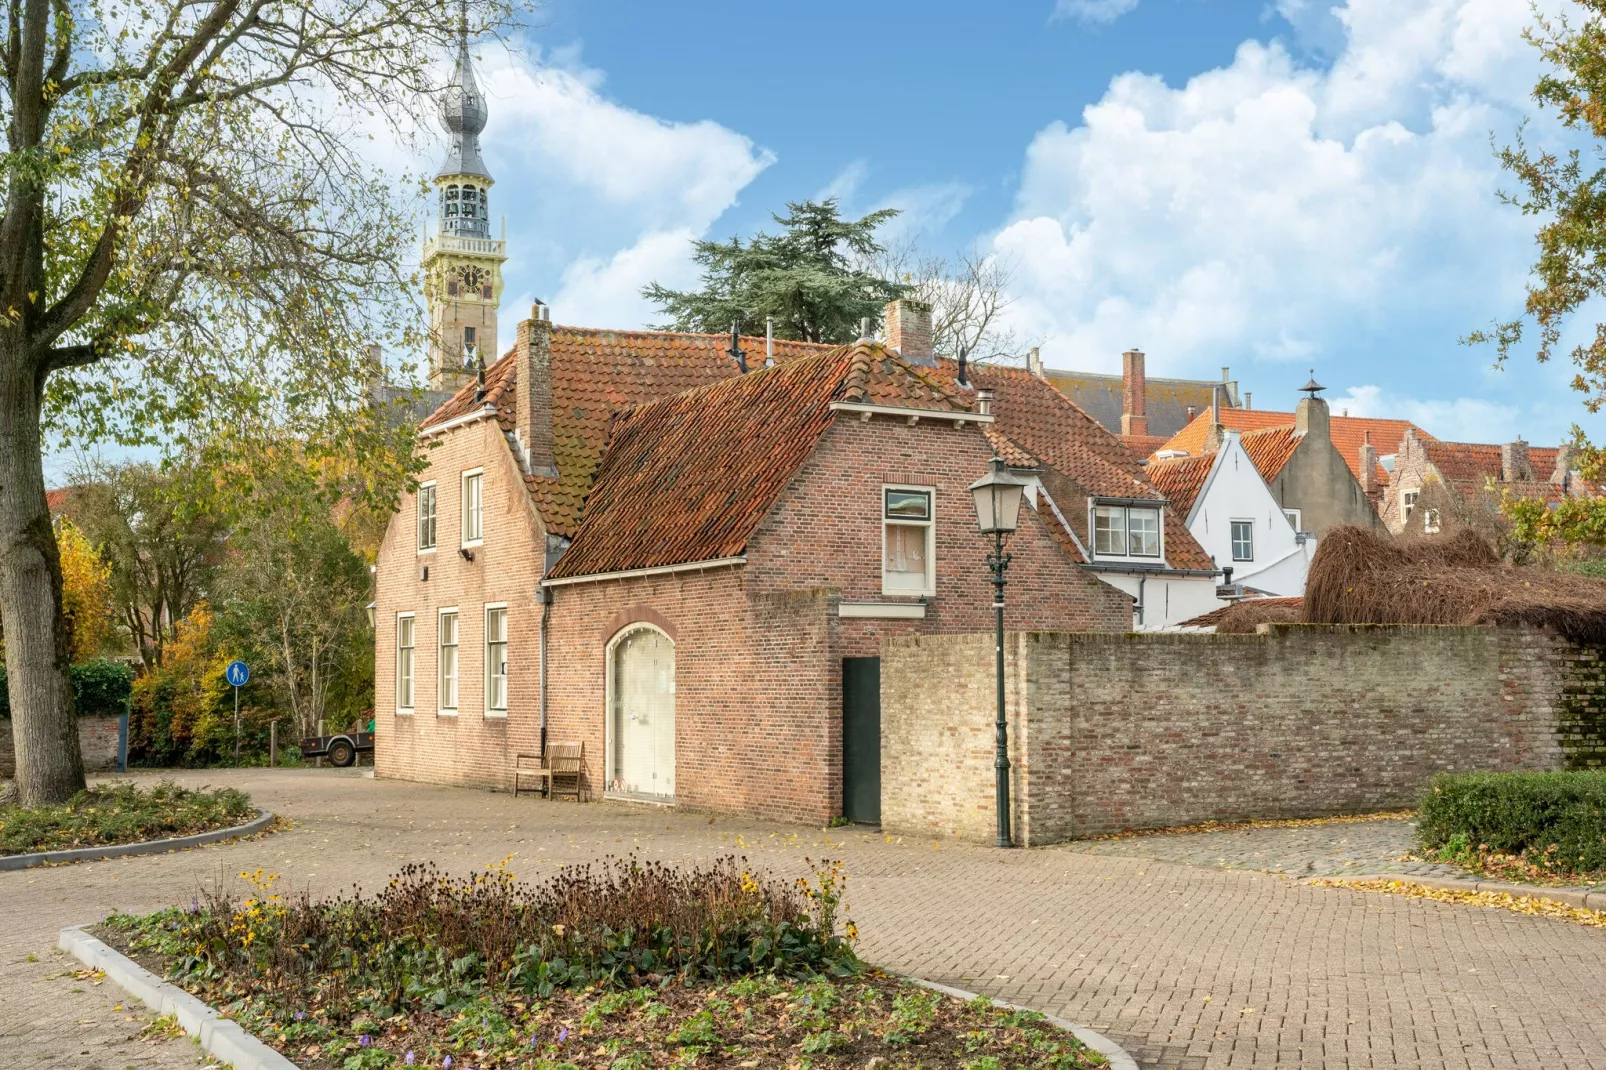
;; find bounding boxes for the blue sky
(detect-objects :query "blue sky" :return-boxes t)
[44,0,1599,483]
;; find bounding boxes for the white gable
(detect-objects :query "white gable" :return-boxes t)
[1187,431,1313,597]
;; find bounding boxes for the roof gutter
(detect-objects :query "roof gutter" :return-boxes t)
[420,404,498,439]
[541,555,746,589]
[1080,562,1221,578]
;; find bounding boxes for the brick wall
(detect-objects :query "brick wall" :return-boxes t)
[0,715,121,776]
[882,624,1606,845]
[374,417,547,790]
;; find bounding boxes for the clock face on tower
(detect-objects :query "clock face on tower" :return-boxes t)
[454,264,489,295]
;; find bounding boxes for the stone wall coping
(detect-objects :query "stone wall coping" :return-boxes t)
[882,623,1508,650]
[59,925,301,1070]
[0,809,274,872]
[907,976,1138,1070]
[1329,873,1606,912]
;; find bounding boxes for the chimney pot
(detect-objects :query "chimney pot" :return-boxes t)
[883,299,934,365]
[1028,346,1043,378]
[859,316,872,342]
[975,388,995,417]
[1121,349,1148,438]
[1244,391,1252,410]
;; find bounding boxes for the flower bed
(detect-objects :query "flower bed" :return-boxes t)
[102,856,1106,1070]
[0,781,253,855]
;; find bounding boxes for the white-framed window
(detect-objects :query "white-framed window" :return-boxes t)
[485,604,507,715]
[462,469,483,546]
[882,486,935,596]
[1283,508,1302,531]
[418,482,438,552]
[396,613,415,713]
[1231,520,1255,561]
[438,608,459,712]
[1424,508,1442,534]
[1092,504,1162,558]
[1402,488,1419,521]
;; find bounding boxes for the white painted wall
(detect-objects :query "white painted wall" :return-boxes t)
[1186,431,1314,598]
[1096,571,1222,631]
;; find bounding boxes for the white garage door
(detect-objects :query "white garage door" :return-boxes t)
[610,628,675,799]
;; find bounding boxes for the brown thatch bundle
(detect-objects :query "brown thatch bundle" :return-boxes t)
[1303,525,1606,643]
[1211,598,1304,634]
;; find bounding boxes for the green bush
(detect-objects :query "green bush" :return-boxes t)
[0,658,133,719]
[1418,771,1606,874]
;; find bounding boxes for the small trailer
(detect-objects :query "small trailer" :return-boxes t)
[299,730,374,768]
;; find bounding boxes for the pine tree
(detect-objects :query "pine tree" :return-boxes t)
[644,200,908,344]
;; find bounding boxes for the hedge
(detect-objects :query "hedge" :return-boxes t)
[1418,770,1606,873]
[0,658,134,720]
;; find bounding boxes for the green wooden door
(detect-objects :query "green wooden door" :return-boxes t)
[842,657,881,825]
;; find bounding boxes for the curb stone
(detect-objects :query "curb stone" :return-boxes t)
[58,925,301,1070]
[1329,872,1606,911]
[907,976,1139,1070]
[0,809,274,871]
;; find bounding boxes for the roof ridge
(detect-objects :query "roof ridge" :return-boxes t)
[550,323,838,349]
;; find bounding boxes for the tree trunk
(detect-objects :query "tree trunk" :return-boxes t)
[0,341,85,805]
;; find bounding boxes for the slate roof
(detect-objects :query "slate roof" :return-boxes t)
[548,343,974,580]
[937,360,1215,572]
[420,327,834,539]
[1144,453,1215,519]
[1043,369,1238,441]
[1155,408,1434,487]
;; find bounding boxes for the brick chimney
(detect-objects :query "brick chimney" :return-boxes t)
[1358,431,1377,497]
[884,299,934,366]
[516,302,555,476]
[1294,390,1331,442]
[1028,346,1043,378]
[1500,438,1532,483]
[1204,386,1225,453]
[1121,349,1148,438]
[1551,444,1573,489]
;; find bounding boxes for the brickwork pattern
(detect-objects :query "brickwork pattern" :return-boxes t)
[7,769,1606,1070]
[884,624,1602,845]
[0,715,119,776]
[374,417,546,790]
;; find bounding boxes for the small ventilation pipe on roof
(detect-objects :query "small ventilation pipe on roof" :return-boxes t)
[859,317,872,341]
[728,319,747,373]
[976,388,994,417]
[765,316,774,368]
[957,345,970,389]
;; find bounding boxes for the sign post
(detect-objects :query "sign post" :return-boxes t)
[225,660,250,763]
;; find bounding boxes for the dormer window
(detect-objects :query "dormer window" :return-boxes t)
[1093,503,1161,558]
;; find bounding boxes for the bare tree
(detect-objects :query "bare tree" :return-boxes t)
[0,0,519,805]
[866,240,1035,364]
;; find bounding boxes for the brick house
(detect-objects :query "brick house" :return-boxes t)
[372,297,1227,821]
[1379,431,1591,537]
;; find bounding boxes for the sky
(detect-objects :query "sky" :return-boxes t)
[402,0,1598,455]
[39,0,1603,484]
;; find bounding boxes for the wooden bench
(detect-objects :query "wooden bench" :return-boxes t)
[513,742,586,801]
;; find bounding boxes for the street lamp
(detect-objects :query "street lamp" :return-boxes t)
[968,455,1028,848]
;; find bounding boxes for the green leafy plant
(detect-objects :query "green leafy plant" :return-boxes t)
[0,781,252,856]
[1418,771,1606,876]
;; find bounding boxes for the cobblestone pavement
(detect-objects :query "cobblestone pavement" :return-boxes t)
[1062,817,1474,879]
[4,770,1606,1070]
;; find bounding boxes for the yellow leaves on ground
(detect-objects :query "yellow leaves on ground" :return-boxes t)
[1093,810,1415,841]
[1311,877,1606,930]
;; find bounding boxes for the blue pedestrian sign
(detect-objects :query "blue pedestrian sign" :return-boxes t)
[225,660,250,687]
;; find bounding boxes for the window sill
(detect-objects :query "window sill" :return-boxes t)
[841,601,928,620]
[484,710,507,719]
[417,547,437,556]
[437,709,458,717]
[461,540,483,550]
[396,708,415,717]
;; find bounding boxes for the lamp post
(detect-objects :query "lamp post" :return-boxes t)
[969,455,1028,848]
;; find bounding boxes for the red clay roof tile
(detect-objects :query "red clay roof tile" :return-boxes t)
[1145,453,1215,518]
[1155,408,1432,486]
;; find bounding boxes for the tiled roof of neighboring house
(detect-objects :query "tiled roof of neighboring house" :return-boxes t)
[1421,441,1562,484]
[1240,426,1302,483]
[548,343,973,580]
[45,488,70,514]
[1120,432,1170,458]
[935,360,1215,572]
[1043,370,1236,441]
[1145,453,1215,518]
[1179,596,1303,629]
[1155,408,1434,487]
[421,327,835,539]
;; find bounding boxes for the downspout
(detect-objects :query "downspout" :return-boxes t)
[538,587,550,753]
[1135,574,1146,628]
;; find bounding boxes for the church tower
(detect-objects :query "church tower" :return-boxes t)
[422,14,507,393]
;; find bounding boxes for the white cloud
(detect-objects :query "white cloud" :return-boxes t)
[1333,384,1522,441]
[1052,0,1140,25]
[993,0,1570,420]
[551,228,700,330]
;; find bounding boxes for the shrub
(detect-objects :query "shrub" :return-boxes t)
[0,658,134,720]
[1418,771,1606,874]
[0,781,253,855]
